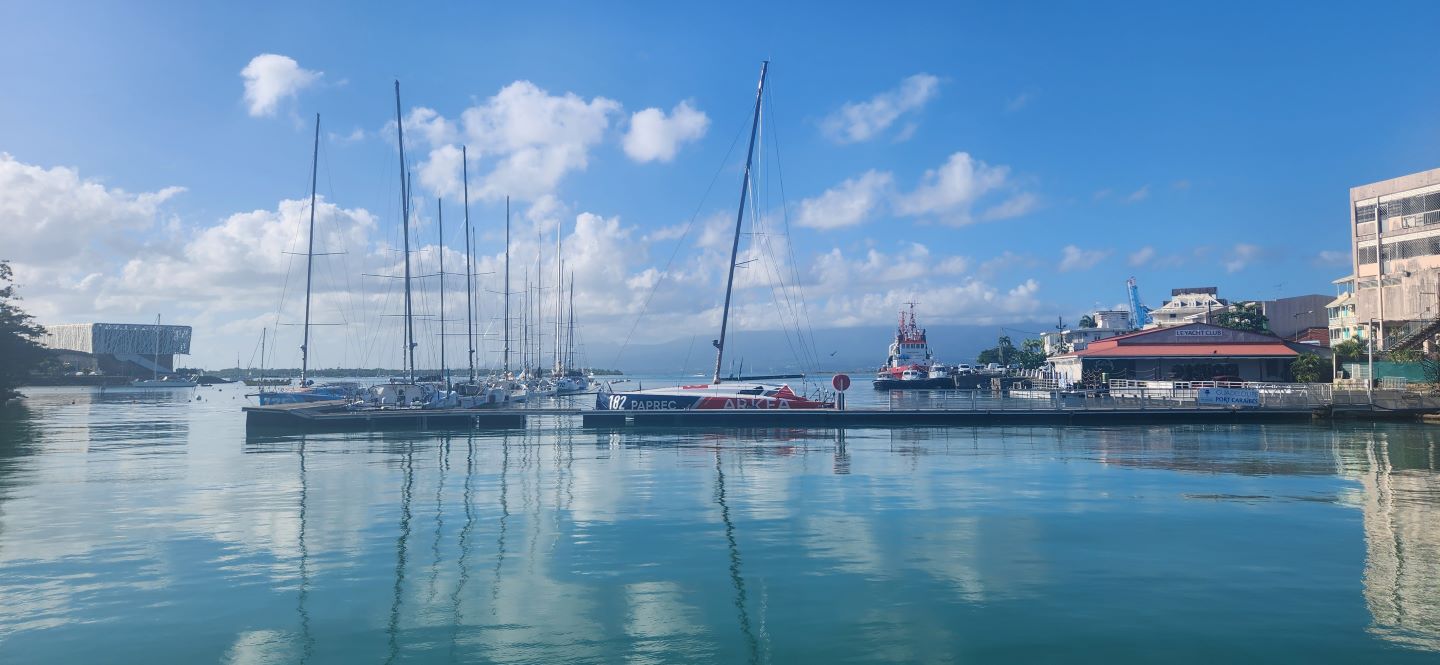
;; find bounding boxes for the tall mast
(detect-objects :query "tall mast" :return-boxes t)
[259,327,266,381]
[712,60,769,385]
[301,113,320,385]
[503,197,511,375]
[154,314,162,380]
[462,146,475,382]
[394,81,415,382]
[555,221,562,375]
[566,272,575,372]
[438,198,448,390]
[522,270,529,372]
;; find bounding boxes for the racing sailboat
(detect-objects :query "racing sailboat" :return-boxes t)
[596,61,832,411]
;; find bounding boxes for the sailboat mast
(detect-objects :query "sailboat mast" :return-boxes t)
[154,314,161,380]
[394,81,415,382]
[712,60,769,385]
[503,197,511,375]
[438,198,448,389]
[555,222,562,375]
[300,113,320,385]
[462,146,475,382]
[259,327,266,381]
[566,272,575,372]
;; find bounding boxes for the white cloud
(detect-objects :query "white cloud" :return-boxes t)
[1058,245,1110,272]
[458,81,621,201]
[821,73,939,144]
[417,144,464,200]
[240,54,322,118]
[894,152,1025,225]
[1129,246,1155,267]
[622,101,709,163]
[1125,185,1150,203]
[1315,249,1349,267]
[0,153,184,264]
[981,192,1039,222]
[795,170,894,229]
[1224,243,1262,273]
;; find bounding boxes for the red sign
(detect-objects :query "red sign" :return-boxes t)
[832,374,851,391]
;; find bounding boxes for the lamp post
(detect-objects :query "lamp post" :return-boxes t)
[1367,318,1376,404]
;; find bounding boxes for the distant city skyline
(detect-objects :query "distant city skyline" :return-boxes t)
[3,1,1437,369]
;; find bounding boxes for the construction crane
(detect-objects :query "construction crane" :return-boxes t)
[1126,277,1151,330]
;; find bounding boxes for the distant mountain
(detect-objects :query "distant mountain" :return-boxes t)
[584,322,1055,374]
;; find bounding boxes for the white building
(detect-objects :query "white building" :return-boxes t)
[1145,287,1228,328]
[1041,310,1133,356]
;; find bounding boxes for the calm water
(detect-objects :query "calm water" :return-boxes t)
[2,384,1439,663]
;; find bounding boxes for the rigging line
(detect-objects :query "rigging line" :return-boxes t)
[757,89,817,374]
[610,105,750,368]
[764,83,823,371]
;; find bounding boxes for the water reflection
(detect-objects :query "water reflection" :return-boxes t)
[6,395,1440,661]
[1350,428,1440,651]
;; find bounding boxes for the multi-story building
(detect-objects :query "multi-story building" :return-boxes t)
[1351,167,1440,350]
[1146,287,1228,328]
[1327,276,1363,347]
[1041,310,1132,356]
[41,322,193,377]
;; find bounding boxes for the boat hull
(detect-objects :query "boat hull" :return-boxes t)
[595,383,832,411]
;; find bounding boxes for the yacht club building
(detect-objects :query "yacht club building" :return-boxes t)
[1048,323,1326,384]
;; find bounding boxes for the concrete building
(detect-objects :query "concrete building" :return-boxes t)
[1327,275,1363,347]
[1258,294,1333,340]
[1048,322,1327,384]
[1041,310,1133,356]
[41,322,193,377]
[1146,287,1228,328]
[1351,167,1440,350]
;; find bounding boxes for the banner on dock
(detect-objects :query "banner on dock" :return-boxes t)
[1197,387,1260,407]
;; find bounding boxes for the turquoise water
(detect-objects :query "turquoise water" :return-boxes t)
[2,384,1439,663]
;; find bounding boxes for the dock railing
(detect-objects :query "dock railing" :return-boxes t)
[887,380,1335,412]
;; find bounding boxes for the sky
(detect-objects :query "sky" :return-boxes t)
[3,1,1439,372]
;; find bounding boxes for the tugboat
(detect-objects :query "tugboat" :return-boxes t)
[872,304,953,390]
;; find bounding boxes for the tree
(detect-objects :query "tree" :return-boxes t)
[977,335,1016,365]
[0,262,47,403]
[1078,315,1096,329]
[1213,302,1269,333]
[1333,338,1363,360]
[1290,354,1325,383]
[977,335,1047,369]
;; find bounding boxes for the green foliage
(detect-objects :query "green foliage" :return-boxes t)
[1387,349,1421,363]
[1078,315,1096,329]
[0,262,47,402]
[976,335,1046,369]
[1290,353,1325,383]
[1332,338,1364,360]
[1213,302,1270,333]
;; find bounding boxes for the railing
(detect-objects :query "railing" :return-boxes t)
[886,385,1332,412]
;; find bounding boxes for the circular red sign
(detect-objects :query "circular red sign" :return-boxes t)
[832,374,851,391]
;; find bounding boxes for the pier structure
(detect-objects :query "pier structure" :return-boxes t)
[241,383,1440,433]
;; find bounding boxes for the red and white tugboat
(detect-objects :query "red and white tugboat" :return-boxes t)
[873,304,953,390]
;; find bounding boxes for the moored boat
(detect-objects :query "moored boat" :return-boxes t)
[872,304,954,390]
[596,61,833,413]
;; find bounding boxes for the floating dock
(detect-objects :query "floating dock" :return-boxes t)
[243,399,1334,433]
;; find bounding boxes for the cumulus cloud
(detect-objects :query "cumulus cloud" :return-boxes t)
[622,101,709,163]
[459,81,621,201]
[894,152,1032,225]
[1224,243,1263,273]
[821,73,939,144]
[1058,245,1110,272]
[795,170,894,229]
[1129,246,1156,267]
[0,153,184,264]
[240,54,322,117]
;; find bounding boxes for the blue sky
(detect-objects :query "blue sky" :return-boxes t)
[3,1,1438,370]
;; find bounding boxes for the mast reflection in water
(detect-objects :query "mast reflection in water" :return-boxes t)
[1,386,1440,662]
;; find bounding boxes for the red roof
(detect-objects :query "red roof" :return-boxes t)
[1073,343,1298,358]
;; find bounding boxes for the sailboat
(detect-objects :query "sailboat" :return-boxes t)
[130,314,198,388]
[348,81,456,411]
[242,329,291,386]
[255,114,359,405]
[553,272,589,395]
[596,62,831,411]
